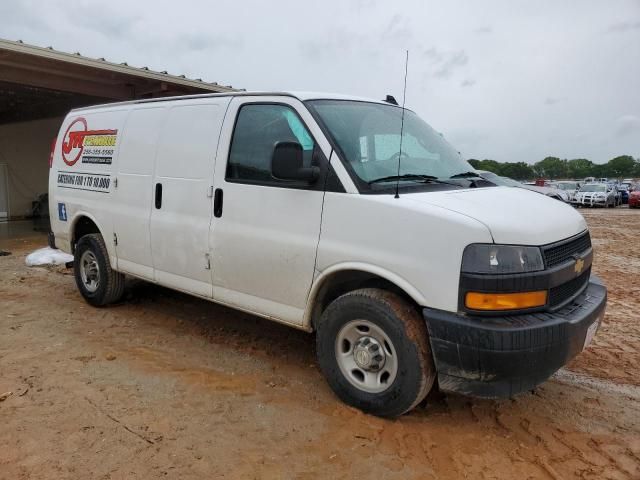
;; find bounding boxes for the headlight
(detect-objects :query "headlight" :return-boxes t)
[461,244,544,274]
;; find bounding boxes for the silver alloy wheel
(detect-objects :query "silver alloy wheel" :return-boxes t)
[335,319,398,393]
[79,250,100,293]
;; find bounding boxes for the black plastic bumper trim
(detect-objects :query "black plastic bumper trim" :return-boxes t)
[424,276,607,398]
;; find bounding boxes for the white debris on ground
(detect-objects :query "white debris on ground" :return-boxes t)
[25,247,73,267]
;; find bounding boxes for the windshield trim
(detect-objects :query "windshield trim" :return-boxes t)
[304,99,469,194]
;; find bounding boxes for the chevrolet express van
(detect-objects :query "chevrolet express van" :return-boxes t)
[49,92,606,416]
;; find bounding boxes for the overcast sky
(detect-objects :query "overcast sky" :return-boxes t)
[2,0,639,164]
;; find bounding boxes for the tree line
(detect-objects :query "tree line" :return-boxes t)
[467,155,640,181]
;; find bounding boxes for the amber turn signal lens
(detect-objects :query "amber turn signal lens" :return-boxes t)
[465,291,547,311]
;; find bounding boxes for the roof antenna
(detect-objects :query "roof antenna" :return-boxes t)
[394,50,409,199]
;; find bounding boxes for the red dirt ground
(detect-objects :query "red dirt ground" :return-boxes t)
[1,208,639,479]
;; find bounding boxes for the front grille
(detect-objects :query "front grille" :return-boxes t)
[548,268,590,308]
[542,232,592,268]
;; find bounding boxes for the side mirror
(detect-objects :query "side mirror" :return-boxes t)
[271,141,319,183]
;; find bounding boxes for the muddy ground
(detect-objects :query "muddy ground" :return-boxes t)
[1,208,639,479]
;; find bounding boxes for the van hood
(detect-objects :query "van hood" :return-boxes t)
[403,186,587,245]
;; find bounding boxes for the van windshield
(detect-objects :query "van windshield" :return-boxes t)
[306,100,474,191]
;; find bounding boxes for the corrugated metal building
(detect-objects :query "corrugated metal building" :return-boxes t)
[0,38,237,221]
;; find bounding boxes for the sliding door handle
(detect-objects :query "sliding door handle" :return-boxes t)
[214,188,223,217]
[155,183,162,209]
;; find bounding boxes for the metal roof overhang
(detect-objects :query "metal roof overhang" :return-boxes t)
[0,38,237,123]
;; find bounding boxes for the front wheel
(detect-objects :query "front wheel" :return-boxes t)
[316,288,436,417]
[74,233,125,307]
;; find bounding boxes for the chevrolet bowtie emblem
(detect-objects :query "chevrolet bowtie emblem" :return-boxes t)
[574,257,585,275]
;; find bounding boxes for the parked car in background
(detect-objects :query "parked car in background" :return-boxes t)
[617,184,630,204]
[598,178,608,183]
[607,183,623,206]
[574,183,616,207]
[551,181,580,202]
[477,171,569,202]
[584,177,596,184]
[629,186,640,209]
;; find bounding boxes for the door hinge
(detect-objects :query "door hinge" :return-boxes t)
[113,233,118,246]
[204,253,211,270]
[113,177,118,188]
[207,185,214,198]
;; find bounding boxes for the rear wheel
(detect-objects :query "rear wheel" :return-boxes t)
[74,233,125,306]
[316,288,436,417]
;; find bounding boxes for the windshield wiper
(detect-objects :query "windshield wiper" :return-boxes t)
[449,171,482,179]
[368,174,461,187]
[368,174,438,184]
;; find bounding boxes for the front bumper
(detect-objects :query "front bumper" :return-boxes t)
[572,196,607,206]
[423,276,606,398]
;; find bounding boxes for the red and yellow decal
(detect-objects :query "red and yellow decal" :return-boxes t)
[61,117,118,166]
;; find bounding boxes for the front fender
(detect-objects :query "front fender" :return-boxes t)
[303,262,428,329]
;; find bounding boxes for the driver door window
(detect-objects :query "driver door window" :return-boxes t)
[226,104,315,185]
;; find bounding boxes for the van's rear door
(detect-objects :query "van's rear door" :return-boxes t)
[149,98,231,297]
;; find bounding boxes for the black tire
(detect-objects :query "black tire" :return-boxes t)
[74,233,125,307]
[316,288,436,417]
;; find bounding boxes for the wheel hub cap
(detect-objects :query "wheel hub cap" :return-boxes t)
[353,336,385,371]
[335,319,398,394]
[79,250,100,293]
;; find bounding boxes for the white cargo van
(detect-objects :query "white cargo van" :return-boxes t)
[49,92,606,416]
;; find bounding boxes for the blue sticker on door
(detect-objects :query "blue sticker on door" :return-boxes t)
[58,203,67,221]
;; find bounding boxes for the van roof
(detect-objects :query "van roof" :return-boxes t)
[70,91,392,113]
